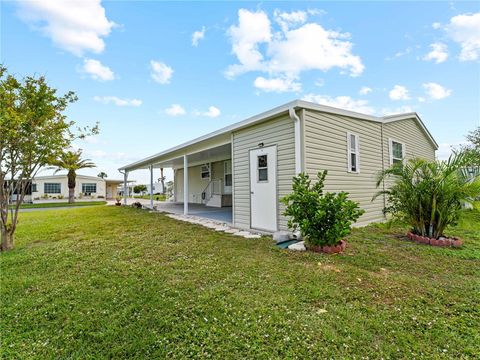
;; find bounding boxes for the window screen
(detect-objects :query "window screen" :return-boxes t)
[82,183,97,194]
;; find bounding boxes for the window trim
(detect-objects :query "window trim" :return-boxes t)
[257,154,268,182]
[81,183,97,194]
[44,182,61,194]
[200,163,210,180]
[347,132,360,173]
[389,138,406,165]
[31,183,38,192]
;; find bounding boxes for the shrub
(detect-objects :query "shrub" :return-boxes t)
[281,171,364,246]
[57,195,64,199]
[374,151,480,239]
[131,202,143,209]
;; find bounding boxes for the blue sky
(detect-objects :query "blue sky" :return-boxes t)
[2,1,479,183]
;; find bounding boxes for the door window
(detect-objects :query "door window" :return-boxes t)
[258,155,268,182]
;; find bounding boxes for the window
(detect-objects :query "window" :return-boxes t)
[44,183,61,194]
[31,183,37,192]
[347,133,360,173]
[200,164,210,179]
[258,155,268,181]
[82,183,97,194]
[224,160,232,187]
[390,139,405,165]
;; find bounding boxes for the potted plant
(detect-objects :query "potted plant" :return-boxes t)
[281,171,364,254]
[115,196,122,206]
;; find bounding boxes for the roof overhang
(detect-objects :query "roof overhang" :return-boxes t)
[119,99,438,171]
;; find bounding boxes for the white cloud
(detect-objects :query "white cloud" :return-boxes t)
[423,42,449,63]
[381,105,414,116]
[303,94,375,115]
[423,82,452,100]
[389,85,410,100]
[436,143,455,160]
[253,76,301,93]
[225,9,272,78]
[165,104,186,116]
[418,97,426,103]
[445,12,480,61]
[359,86,372,95]
[273,9,308,32]
[82,59,115,81]
[17,0,115,56]
[225,8,364,89]
[93,96,142,107]
[432,22,442,30]
[192,26,206,46]
[150,60,173,84]
[195,106,221,118]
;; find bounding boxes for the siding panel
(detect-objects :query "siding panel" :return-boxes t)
[233,115,295,231]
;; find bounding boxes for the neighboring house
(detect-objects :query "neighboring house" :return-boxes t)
[23,175,125,203]
[146,182,164,195]
[119,100,438,232]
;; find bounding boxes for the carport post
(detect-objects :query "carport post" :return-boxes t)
[123,171,128,205]
[149,164,154,209]
[183,154,188,215]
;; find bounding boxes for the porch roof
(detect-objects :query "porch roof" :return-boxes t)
[119,99,438,172]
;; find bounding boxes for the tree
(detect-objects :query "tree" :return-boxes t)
[97,171,108,179]
[374,151,480,239]
[50,150,96,203]
[457,126,480,167]
[134,184,147,194]
[0,66,98,251]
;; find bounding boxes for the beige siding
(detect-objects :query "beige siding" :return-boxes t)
[304,110,385,226]
[32,176,106,201]
[383,119,436,165]
[174,160,227,204]
[232,114,295,231]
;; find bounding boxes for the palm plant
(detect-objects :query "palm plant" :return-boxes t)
[374,151,480,239]
[50,150,96,203]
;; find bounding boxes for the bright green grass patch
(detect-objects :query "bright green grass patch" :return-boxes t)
[133,194,167,201]
[1,206,479,358]
[11,201,107,209]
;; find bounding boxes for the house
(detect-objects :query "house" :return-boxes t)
[23,174,125,203]
[119,100,438,232]
[145,182,164,195]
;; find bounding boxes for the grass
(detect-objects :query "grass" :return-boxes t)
[133,194,167,201]
[1,206,479,358]
[10,201,107,209]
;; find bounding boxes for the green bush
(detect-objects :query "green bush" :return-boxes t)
[281,171,364,246]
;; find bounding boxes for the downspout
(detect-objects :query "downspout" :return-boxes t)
[380,122,386,216]
[288,107,303,174]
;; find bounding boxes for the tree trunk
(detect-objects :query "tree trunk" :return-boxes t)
[1,227,13,251]
[68,187,75,203]
[160,168,165,195]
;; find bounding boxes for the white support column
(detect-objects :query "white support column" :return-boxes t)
[149,165,154,209]
[183,154,188,215]
[123,172,128,205]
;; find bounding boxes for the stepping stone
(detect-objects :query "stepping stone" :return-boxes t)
[233,231,252,237]
[288,241,306,251]
[224,228,240,234]
[214,226,230,231]
[244,234,261,239]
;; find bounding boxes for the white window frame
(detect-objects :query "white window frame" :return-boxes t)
[389,138,406,165]
[200,163,210,180]
[44,182,61,194]
[82,183,97,194]
[347,132,360,173]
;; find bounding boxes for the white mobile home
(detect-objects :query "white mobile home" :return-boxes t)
[119,100,438,232]
[23,175,124,203]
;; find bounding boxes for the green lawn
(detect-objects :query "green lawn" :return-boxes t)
[1,206,479,358]
[133,194,167,201]
[11,201,107,209]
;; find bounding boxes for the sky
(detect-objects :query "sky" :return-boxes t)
[2,0,479,183]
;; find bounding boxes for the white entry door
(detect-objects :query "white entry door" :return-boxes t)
[250,146,277,231]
